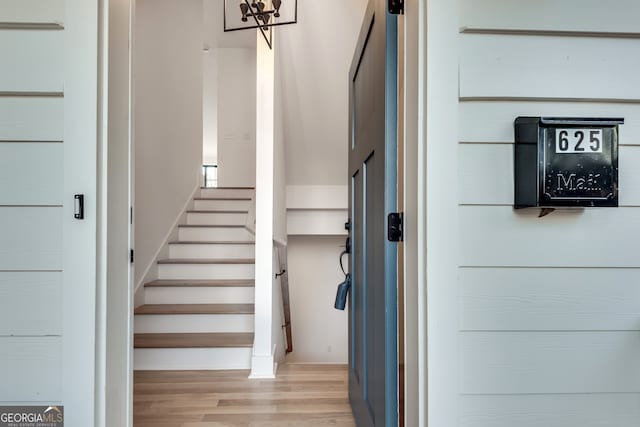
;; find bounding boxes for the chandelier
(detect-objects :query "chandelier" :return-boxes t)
[223,0,298,49]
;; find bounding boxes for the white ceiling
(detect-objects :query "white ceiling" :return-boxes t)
[203,0,256,49]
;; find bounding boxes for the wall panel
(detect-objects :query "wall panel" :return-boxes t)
[0,0,64,24]
[0,143,63,205]
[459,144,640,206]
[0,207,62,270]
[460,0,640,35]
[461,394,640,427]
[0,272,62,335]
[460,34,640,101]
[0,337,62,402]
[459,101,640,144]
[0,98,63,141]
[459,206,640,267]
[460,267,640,331]
[0,31,63,92]
[461,332,640,394]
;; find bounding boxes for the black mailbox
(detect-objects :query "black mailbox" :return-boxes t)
[514,117,623,208]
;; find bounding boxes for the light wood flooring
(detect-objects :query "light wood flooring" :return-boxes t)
[134,364,356,427]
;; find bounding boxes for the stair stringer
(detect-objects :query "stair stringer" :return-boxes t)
[133,183,200,307]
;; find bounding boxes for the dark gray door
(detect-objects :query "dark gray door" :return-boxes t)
[348,0,398,426]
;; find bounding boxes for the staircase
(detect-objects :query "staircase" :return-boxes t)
[134,187,256,370]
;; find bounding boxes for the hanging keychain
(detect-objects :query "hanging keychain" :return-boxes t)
[334,249,351,310]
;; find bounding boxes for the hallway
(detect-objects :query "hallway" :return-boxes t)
[133,364,356,426]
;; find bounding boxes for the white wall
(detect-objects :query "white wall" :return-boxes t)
[277,0,368,186]
[133,0,203,286]
[286,236,349,364]
[272,0,367,366]
[217,48,256,187]
[273,38,287,244]
[202,48,218,165]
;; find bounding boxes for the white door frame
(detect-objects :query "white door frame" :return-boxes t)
[96,0,134,426]
[95,1,427,426]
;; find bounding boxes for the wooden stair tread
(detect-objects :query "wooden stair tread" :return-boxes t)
[179,224,247,228]
[157,258,254,265]
[194,197,252,201]
[144,279,254,288]
[170,241,255,245]
[187,209,249,214]
[134,332,254,349]
[200,186,254,190]
[134,304,254,315]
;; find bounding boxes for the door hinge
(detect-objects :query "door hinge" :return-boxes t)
[130,249,134,264]
[387,212,404,242]
[388,0,404,15]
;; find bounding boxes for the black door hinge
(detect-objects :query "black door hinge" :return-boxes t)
[130,249,134,264]
[387,212,403,242]
[388,0,404,15]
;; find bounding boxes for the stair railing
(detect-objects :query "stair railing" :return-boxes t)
[274,241,292,353]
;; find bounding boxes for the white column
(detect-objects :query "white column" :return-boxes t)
[251,30,276,378]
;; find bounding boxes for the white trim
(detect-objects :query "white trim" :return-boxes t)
[63,0,99,424]
[95,0,109,425]
[252,30,276,377]
[286,185,348,209]
[402,1,422,425]
[249,344,278,379]
[424,0,460,425]
[286,209,348,236]
[417,0,428,424]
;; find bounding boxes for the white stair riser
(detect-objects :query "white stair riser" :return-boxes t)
[134,347,252,370]
[170,243,255,259]
[187,212,248,226]
[179,227,254,242]
[200,188,254,198]
[145,287,255,304]
[134,314,254,333]
[158,263,255,280]
[194,199,251,210]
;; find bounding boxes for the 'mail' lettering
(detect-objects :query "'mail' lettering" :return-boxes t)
[556,172,602,192]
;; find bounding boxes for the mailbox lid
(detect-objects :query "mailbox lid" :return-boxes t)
[541,117,624,127]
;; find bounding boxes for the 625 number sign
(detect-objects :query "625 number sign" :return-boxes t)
[555,128,602,153]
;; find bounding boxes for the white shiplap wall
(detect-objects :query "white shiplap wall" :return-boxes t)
[457,1,640,425]
[0,2,65,404]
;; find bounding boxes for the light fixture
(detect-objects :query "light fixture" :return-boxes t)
[224,0,297,49]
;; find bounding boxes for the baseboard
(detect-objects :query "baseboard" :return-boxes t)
[134,182,200,296]
[249,345,277,379]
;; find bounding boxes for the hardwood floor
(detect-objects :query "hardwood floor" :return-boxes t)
[134,364,356,427]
